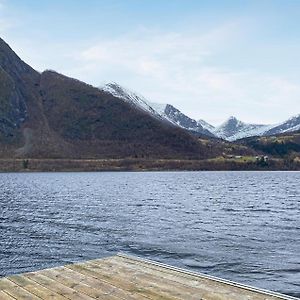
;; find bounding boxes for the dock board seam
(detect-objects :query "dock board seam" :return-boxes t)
[39,268,125,300]
[88,259,213,299]
[64,264,154,300]
[23,273,94,300]
[86,260,197,300]
[117,253,298,300]
[1,290,19,300]
[8,275,70,300]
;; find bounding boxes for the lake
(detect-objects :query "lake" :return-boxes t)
[0,171,299,297]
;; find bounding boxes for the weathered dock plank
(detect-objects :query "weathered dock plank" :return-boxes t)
[0,291,16,300]
[0,254,297,300]
[24,272,94,300]
[8,274,68,300]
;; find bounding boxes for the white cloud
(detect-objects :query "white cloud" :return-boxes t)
[79,23,237,76]
[66,23,300,125]
[6,18,299,126]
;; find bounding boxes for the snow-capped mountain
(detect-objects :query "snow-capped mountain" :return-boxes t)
[101,82,300,142]
[101,82,164,120]
[161,104,215,136]
[100,83,215,137]
[197,119,215,132]
[263,114,300,136]
[211,115,300,141]
[212,117,271,141]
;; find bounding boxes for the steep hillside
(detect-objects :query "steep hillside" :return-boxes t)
[238,131,300,158]
[162,104,215,137]
[197,119,215,132]
[0,37,43,154]
[264,115,300,136]
[100,83,215,137]
[39,71,214,159]
[0,38,37,141]
[0,38,221,160]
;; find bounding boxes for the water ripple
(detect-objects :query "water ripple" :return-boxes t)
[0,171,299,297]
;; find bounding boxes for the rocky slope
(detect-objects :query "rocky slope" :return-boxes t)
[264,115,300,136]
[100,83,215,137]
[211,115,300,141]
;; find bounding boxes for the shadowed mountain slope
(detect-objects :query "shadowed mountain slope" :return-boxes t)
[0,37,221,160]
[238,130,300,158]
[39,71,215,159]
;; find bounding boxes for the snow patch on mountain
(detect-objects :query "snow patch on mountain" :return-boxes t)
[264,114,300,136]
[197,119,215,132]
[148,102,167,116]
[100,82,300,141]
[212,114,300,141]
[100,83,215,137]
[212,116,273,141]
[101,83,163,120]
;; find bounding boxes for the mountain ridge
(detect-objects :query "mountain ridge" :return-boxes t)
[100,82,300,141]
[0,38,220,160]
[212,115,300,141]
[100,82,215,137]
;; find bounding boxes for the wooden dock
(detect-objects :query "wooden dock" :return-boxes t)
[0,253,297,300]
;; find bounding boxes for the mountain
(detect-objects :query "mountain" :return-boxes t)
[97,83,300,142]
[263,114,300,136]
[1,36,298,169]
[212,117,270,141]
[99,84,300,142]
[212,115,300,141]
[0,37,44,156]
[100,83,215,137]
[0,37,221,160]
[238,130,300,158]
[197,119,215,132]
[101,82,165,121]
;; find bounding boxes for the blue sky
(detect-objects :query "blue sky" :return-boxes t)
[1,0,300,125]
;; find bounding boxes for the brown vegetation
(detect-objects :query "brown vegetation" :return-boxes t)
[1,157,299,172]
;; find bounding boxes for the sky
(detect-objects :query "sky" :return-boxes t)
[0,0,300,125]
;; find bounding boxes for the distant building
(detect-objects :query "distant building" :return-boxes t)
[256,155,269,164]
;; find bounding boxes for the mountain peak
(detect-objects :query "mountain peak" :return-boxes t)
[226,116,240,124]
[0,37,12,52]
[0,37,36,76]
[219,116,243,128]
[214,117,249,140]
[99,82,216,137]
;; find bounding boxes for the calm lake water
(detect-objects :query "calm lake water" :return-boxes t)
[0,171,299,297]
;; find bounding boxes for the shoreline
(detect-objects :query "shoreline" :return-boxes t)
[1,158,299,172]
